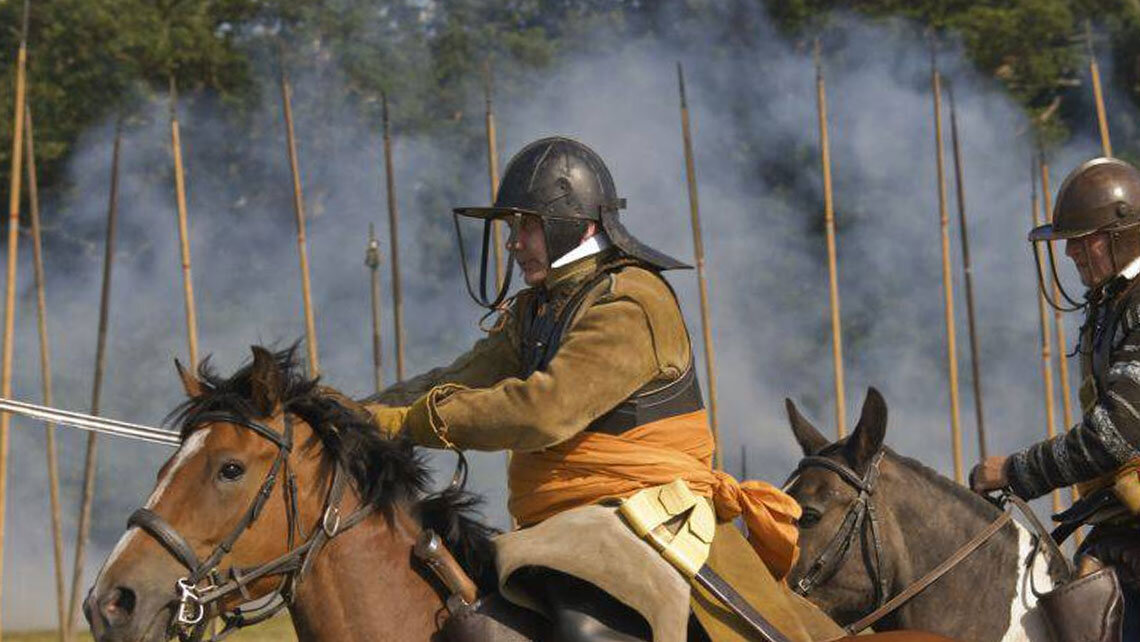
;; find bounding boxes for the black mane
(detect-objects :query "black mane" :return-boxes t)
[167,345,499,591]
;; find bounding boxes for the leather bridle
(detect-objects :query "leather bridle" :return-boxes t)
[787,451,890,618]
[126,411,373,642]
[786,449,1014,635]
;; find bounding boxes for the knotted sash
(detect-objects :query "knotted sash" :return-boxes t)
[508,410,802,579]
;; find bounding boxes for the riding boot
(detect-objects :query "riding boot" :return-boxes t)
[1123,584,1140,641]
[516,567,652,642]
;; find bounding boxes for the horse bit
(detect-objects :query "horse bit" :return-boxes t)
[125,410,373,642]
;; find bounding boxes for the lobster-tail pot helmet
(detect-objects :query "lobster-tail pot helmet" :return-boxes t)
[1029,157,1140,309]
[453,137,689,308]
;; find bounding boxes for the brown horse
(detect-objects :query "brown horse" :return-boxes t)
[87,346,960,642]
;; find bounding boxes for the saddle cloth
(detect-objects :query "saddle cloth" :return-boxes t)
[493,503,843,642]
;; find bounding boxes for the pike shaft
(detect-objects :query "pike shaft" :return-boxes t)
[0,32,29,640]
[1039,157,1081,517]
[381,92,405,381]
[931,64,965,484]
[280,74,320,376]
[948,86,987,461]
[1030,158,1064,516]
[70,121,122,632]
[25,107,68,642]
[815,43,847,439]
[677,62,721,470]
[367,224,383,393]
[484,61,504,290]
[1087,22,1113,158]
[170,78,199,369]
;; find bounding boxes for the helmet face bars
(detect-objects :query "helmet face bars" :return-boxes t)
[453,136,689,309]
[1029,157,1140,309]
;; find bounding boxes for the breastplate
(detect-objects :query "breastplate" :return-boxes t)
[518,268,705,436]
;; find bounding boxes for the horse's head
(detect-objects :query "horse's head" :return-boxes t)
[84,346,427,642]
[783,387,892,626]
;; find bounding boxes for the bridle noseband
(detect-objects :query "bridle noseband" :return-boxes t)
[786,451,890,621]
[126,411,373,642]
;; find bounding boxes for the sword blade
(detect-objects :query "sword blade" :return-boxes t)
[0,396,180,447]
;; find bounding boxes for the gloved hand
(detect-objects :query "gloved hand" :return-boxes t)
[969,456,1011,494]
[368,404,410,438]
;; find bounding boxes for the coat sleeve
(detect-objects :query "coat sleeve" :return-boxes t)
[365,309,523,407]
[403,274,689,452]
[1008,327,1140,499]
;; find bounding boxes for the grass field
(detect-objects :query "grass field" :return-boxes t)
[8,615,298,641]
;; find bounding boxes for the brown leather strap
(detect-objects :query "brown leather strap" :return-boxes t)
[845,511,1013,634]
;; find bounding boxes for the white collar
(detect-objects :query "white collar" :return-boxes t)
[550,234,611,268]
[1121,256,1140,281]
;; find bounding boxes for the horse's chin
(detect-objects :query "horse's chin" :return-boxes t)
[133,604,176,642]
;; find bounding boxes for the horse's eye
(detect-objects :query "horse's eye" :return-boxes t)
[218,461,245,482]
[798,507,822,529]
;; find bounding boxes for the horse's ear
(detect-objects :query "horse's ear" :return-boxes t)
[786,398,829,455]
[175,358,204,398]
[845,387,887,467]
[249,347,282,417]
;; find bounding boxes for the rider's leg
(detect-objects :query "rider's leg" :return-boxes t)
[516,567,652,642]
[1123,584,1140,640]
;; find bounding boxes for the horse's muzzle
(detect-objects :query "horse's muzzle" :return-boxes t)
[85,581,172,642]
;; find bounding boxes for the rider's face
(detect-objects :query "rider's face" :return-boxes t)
[1065,232,1116,288]
[508,215,549,286]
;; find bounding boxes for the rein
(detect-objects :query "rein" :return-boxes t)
[788,450,1013,635]
[126,411,374,642]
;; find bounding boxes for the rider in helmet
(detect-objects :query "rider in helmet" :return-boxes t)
[366,137,830,641]
[971,157,1140,636]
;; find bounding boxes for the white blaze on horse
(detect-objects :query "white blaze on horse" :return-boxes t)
[784,388,1061,642]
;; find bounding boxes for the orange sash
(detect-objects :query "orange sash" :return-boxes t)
[508,410,802,579]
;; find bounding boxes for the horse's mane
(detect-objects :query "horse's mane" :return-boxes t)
[167,345,500,591]
[887,448,1004,520]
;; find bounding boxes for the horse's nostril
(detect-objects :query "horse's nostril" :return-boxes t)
[100,586,137,626]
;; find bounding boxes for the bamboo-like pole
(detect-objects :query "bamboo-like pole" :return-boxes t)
[930,48,965,484]
[677,62,721,470]
[366,223,383,393]
[68,119,123,633]
[814,42,848,439]
[1087,21,1113,158]
[25,107,67,642]
[0,4,30,634]
[169,77,199,369]
[380,91,405,381]
[1028,157,1064,515]
[947,84,988,461]
[483,61,504,288]
[279,72,320,376]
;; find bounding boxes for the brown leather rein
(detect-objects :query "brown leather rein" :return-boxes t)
[126,411,374,642]
[786,451,1015,635]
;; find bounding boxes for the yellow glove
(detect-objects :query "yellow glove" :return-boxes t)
[368,404,410,438]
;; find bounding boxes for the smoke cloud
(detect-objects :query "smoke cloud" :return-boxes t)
[0,8,1113,630]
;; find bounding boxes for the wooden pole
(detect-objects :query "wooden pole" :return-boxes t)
[814,41,848,439]
[0,3,30,634]
[25,107,67,642]
[68,119,122,633]
[366,223,383,393]
[169,77,199,369]
[677,62,722,470]
[380,91,405,381]
[1029,156,1065,516]
[279,72,320,377]
[930,46,965,484]
[483,61,504,288]
[1039,155,1081,515]
[947,84,988,461]
[1087,21,1113,158]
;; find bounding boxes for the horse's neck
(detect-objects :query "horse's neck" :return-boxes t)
[288,508,445,642]
[879,462,1027,639]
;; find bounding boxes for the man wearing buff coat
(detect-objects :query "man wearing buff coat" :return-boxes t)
[366,137,842,642]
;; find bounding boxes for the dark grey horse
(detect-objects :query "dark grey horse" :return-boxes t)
[784,388,1052,641]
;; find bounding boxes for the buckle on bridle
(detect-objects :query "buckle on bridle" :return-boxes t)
[322,506,341,538]
[176,578,207,626]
